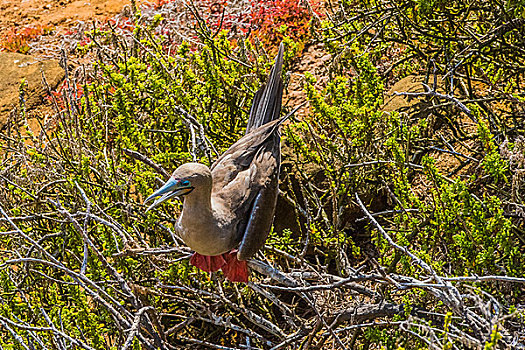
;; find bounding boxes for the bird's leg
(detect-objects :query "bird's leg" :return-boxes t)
[221,250,249,283]
[189,252,226,272]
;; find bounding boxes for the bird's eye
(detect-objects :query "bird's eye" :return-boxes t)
[181,180,190,187]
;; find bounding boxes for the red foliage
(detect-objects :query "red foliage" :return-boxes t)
[195,0,323,50]
[107,16,135,32]
[0,25,53,53]
[154,0,177,7]
[46,80,84,111]
[250,0,320,47]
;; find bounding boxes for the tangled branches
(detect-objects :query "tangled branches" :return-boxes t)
[1,185,524,348]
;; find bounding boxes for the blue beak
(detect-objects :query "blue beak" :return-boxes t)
[144,178,193,212]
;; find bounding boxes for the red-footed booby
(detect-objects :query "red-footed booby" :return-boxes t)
[144,44,285,282]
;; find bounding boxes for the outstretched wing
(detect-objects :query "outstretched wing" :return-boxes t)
[210,44,284,260]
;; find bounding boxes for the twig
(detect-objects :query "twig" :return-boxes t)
[123,148,169,179]
[443,275,525,284]
[393,83,474,120]
[122,306,155,350]
[355,193,437,278]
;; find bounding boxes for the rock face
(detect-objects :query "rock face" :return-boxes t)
[382,75,427,113]
[382,75,463,115]
[0,52,64,127]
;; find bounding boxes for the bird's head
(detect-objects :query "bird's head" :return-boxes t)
[144,163,212,212]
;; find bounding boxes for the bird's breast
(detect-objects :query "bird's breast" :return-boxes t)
[176,212,234,256]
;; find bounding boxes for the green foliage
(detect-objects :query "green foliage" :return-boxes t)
[83,33,257,160]
[282,43,385,267]
[484,326,503,350]
[279,0,525,345]
[477,117,509,183]
[313,0,523,272]
[418,160,517,276]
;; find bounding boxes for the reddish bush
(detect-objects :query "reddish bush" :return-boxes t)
[46,80,84,111]
[250,0,320,48]
[0,25,53,53]
[196,0,322,50]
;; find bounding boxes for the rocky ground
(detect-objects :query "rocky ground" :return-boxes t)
[0,0,137,32]
[0,0,146,127]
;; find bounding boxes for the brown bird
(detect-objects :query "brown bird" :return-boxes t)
[144,44,285,282]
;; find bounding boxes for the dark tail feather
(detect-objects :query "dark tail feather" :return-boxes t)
[246,43,284,134]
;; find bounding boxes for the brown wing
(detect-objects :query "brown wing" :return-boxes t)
[210,131,280,260]
[246,44,284,132]
[209,43,284,260]
[236,139,280,260]
[211,120,279,186]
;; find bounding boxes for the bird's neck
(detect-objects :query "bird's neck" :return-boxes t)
[181,188,213,220]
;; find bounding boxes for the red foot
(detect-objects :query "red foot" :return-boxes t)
[221,250,249,283]
[189,252,226,272]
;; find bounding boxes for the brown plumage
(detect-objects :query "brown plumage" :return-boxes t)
[144,44,285,282]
